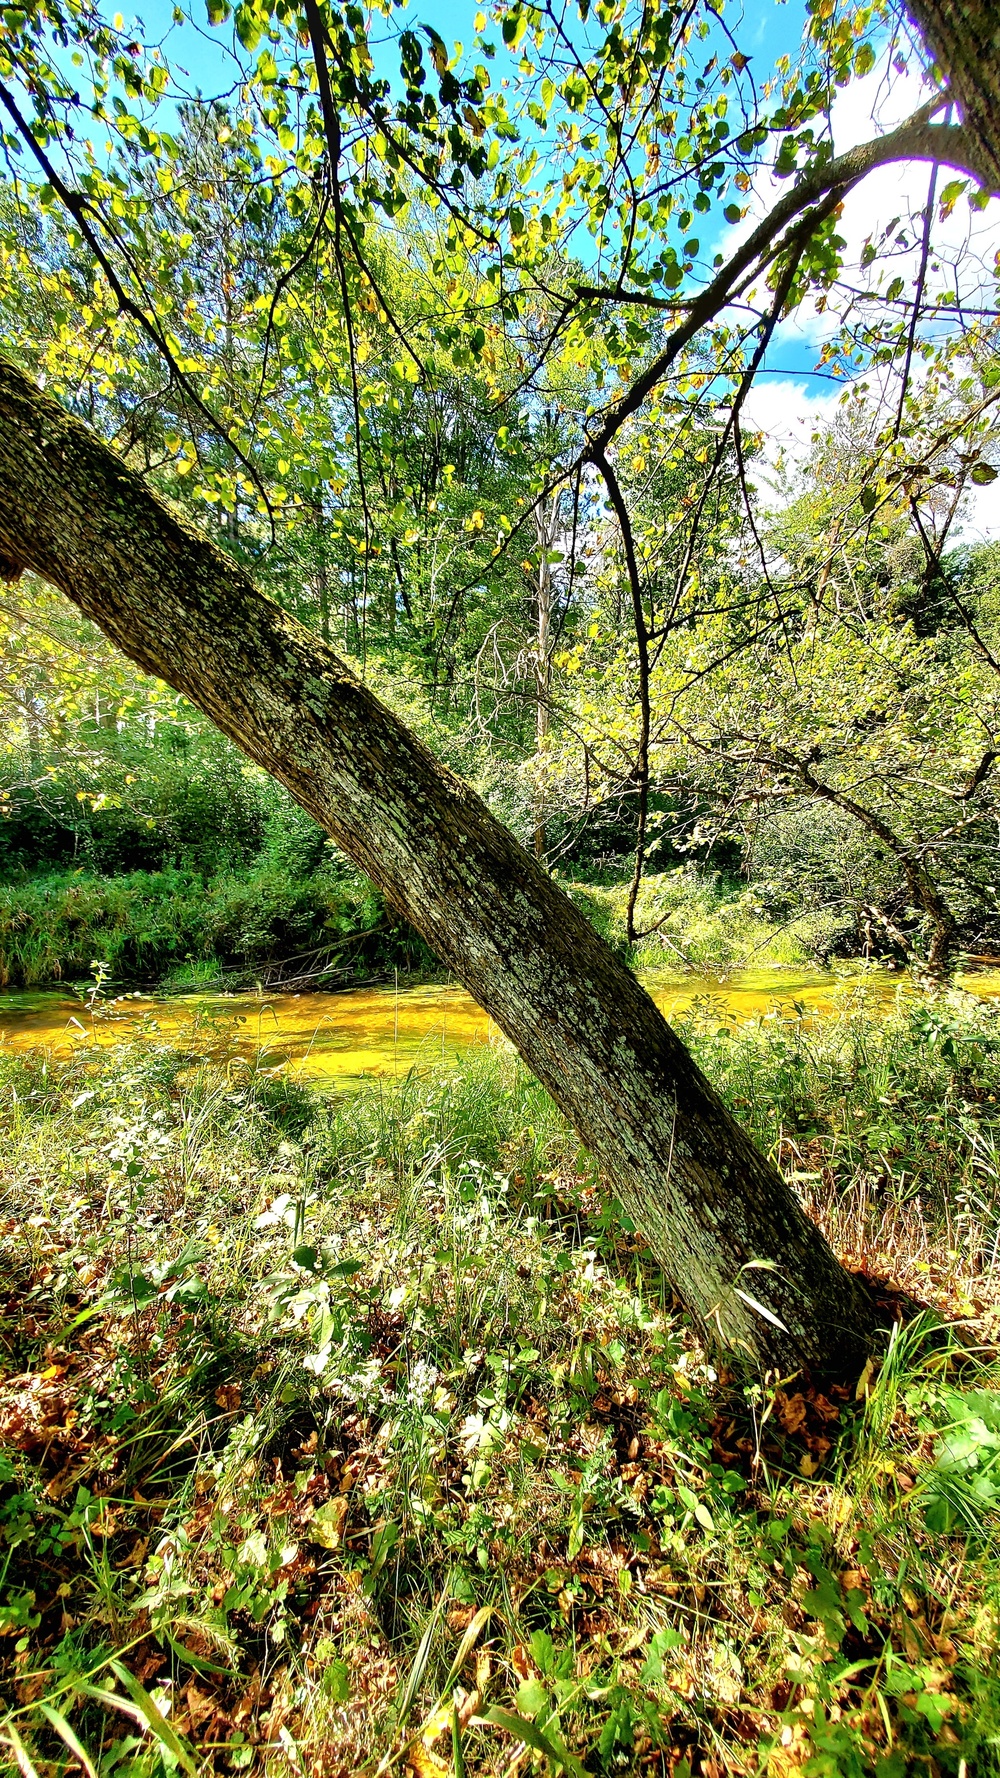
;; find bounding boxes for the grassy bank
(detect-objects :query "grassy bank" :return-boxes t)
[0,862,842,995]
[2,988,1000,1773]
[561,872,839,975]
[0,867,438,993]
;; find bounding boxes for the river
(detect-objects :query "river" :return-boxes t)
[1,964,999,1086]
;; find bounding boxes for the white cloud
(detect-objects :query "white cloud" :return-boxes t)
[739,377,841,501]
[739,373,999,540]
[755,59,1000,353]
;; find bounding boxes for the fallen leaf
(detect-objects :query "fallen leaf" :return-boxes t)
[406,1747,448,1778]
[774,1392,807,1435]
[308,1496,349,1550]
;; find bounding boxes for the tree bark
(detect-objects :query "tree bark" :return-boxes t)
[0,357,879,1372]
[907,0,1000,191]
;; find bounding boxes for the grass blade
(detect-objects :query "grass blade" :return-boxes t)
[452,1704,466,1778]
[38,1704,99,1778]
[441,1605,494,1693]
[396,1598,444,1729]
[474,1706,587,1778]
[1,1724,42,1778]
[109,1660,197,1778]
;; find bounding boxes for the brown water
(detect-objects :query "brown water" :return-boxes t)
[1,965,999,1086]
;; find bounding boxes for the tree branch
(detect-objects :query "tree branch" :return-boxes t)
[588,105,990,455]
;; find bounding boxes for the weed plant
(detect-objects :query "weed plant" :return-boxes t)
[1,990,1000,1774]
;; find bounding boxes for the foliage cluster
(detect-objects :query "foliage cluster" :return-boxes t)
[0,0,998,980]
[0,864,439,993]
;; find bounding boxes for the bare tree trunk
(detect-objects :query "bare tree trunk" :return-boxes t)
[313,498,330,644]
[907,0,1000,190]
[0,358,880,1372]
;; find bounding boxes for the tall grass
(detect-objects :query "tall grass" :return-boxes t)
[2,995,1000,1774]
[562,868,828,972]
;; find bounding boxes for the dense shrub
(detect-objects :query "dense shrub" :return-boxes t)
[0,864,437,989]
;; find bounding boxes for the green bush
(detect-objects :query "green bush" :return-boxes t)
[0,864,437,989]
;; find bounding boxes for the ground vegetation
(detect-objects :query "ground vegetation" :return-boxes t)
[3,997,1000,1774]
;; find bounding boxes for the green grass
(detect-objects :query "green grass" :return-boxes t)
[561,869,825,973]
[0,862,835,995]
[2,994,1000,1775]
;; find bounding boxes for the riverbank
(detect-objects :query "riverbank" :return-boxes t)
[0,865,439,993]
[3,964,1000,1088]
[2,991,1000,1773]
[0,862,968,996]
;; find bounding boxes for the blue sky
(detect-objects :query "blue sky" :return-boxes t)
[140,0,808,93]
[138,0,818,372]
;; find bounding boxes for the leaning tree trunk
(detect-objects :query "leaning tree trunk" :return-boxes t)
[0,358,879,1371]
[907,0,1000,191]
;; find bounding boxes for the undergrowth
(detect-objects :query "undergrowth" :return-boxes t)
[561,873,823,974]
[0,869,436,992]
[1,991,1000,1775]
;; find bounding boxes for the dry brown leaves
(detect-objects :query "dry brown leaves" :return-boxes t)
[0,1364,85,1457]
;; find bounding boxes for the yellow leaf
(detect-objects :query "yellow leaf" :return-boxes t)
[406,1746,449,1778]
[420,1701,453,1746]
[308,1496,349,1549]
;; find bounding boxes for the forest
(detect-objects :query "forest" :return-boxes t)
[1,0,1000,1770]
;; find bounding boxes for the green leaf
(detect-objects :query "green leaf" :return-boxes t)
[515,1677,549,1717]
[328,1258,365,1277]
[971,463,997,485]
[914,1688,951,1734]
[502,12,527,48]
[474,1707,587,1778]
[322,1658,350,1701]
[641,1625,685,1684]
[234,4,261,51]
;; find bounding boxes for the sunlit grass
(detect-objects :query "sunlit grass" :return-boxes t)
[562,868,824,973]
